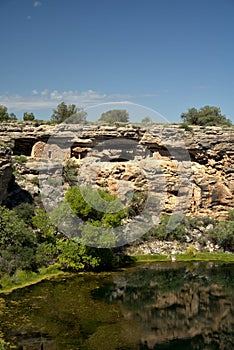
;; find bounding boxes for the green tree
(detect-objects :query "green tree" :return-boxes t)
[23,112,35,121]
[0,105,9,122]
[65,186,93,221]
[98,109,129,124]
[208,220,234,252]
[57,239,99,271]
[9,113,17,121]
[51,102,87,124]
[13,203,35,226]
[65,186,126,225]
[181,106,232,126]
[0,206,36,275]
[141,117,152,124]
[32,208,57,243]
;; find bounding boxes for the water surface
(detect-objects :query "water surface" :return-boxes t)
[0,262,233,349]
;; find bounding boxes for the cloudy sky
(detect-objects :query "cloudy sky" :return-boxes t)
[0,0,234,122]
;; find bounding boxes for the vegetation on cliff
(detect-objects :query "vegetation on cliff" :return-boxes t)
[180,105,232,126]
[0,187,233,292]
[0,184,130,290]
[0,102,233,126]
[0,122,233,293]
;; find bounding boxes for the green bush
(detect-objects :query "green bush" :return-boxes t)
[32,208,57,243]
[208,221,234,252]
[57,239,99,271]
[13,155,27,164]
[228,209,234,221]
[81,223,115,248]
[63,160,78,185]
[65,185,127,225]
[35,242,58,268]
[13,202,35,225]
[0,338,10,350]
[179,122,193,132]
[148,214,186,242]
[0,206,36,276]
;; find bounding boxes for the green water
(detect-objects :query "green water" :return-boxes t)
[0,262,233,349]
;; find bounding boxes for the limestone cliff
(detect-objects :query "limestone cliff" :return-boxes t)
[0,147,12,204]
[0,123,233,218]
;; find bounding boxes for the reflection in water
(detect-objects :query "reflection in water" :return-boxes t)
[0,262,233,349]
[93,263,234,349]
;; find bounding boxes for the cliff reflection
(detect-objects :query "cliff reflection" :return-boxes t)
[93,262,234,349]
[0,262,233,349]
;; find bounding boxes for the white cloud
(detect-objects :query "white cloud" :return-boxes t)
[27,15,32,20]
[41,89,49,96]
[33,1,42,7]
[0,89,158,112]
[50,90,63,100]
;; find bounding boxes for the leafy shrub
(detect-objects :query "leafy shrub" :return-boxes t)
[127,190,148,216]
[184,216,215,229]
[81,223,115,248]
[32,208,57,243]
[65,186,127,225]
[13,202,35,225]
[0,338,10,350]
[57,239,99,271]
[0,206,36,276]
[208,221,234,252]
[228,209,234,221]
[179,122,193,132]
[13,155,27,164]
[148,214,186,242]
[186,244,196,256]
[35,242,58,268]
[63,160,78,185]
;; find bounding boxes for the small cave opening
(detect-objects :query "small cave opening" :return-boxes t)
[13,138,35,156]
[109,157,130,162]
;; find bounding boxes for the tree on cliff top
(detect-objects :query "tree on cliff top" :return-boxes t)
[98,109,129,124]
[0,105,9,122]
[51,102,87,124]
[0,105,17,122]
[23,112,35,121]
[181,106,232,126]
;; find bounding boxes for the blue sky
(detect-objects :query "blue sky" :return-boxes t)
[0,0,234,122]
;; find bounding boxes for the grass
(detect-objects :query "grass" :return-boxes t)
[0,265,68,295]
[131,252,234,263]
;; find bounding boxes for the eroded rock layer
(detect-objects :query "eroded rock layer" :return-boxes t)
[0,147,12,204]
[0,123,233,218]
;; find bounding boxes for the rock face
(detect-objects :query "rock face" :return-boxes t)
[0,123,233,218]
[0,147,12,204]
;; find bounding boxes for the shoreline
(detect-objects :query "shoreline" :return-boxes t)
[131,252,234,263]
[0,252,233,295]
[0,268,69,295]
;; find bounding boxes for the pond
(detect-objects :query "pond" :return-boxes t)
[0,262,233,349]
